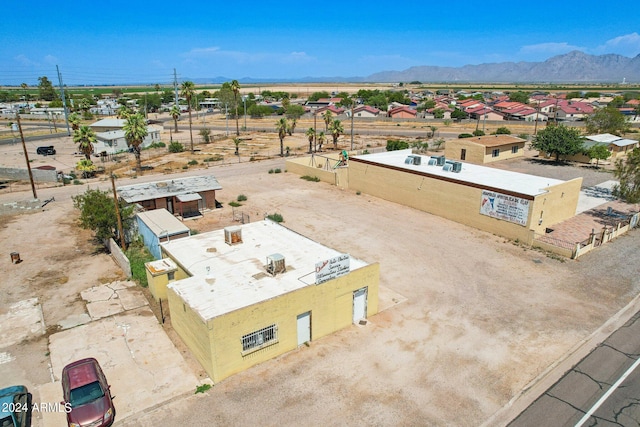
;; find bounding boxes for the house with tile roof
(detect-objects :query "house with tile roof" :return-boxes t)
[388,106,417,118]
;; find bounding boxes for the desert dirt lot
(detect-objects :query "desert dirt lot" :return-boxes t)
[1,127,640,426]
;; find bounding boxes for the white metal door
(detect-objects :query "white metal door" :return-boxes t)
[297,311,311,346]
[353,287,367,324]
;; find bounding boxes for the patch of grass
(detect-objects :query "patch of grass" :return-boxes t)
[204,154,224,162]
[274,168,282,173]
[229,201,241,207]
[195,384,212,394]
[237,194,247,202]
[188,160,198,166]
[267,213,284,223]
[125,243,155,287]
[182,165,188,170]
[300,175,320,182]
[73,179,82,185]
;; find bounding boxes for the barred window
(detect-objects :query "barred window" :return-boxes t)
[242,324,278,353]
[492,148,500,157]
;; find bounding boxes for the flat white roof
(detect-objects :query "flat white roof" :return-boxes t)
[353,149,566,197]
[137,208,190,237]
[118,175,222,203]
[166,220,368,322]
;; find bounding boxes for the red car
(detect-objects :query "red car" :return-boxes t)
[61,358,115,427]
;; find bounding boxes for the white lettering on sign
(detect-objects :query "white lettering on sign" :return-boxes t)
[315,254,350,285]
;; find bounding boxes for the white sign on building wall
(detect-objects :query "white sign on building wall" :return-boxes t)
[479,190,530,226]
[315,254,350,285]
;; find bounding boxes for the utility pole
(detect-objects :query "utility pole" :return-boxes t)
[56,65,71,136]
[313,110,317,152]
[173,68,179,106]
[111,174,126,250]
[16,113,37,199]
[350,96,355,151]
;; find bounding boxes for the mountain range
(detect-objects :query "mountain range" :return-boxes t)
[195,51,640,85]
[365,51,640,83]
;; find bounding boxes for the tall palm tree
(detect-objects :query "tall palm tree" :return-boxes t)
[275,117,288,157]
[329,119,344,149]
[117,105,131,119]
[322,110,333,132]
[305,127,315,154]
[317,132,326,152]
[180,81,196,152]
[231,80,240,136]
[73,125,96,160]
[68,112,81,131]
[123,112,148,173]
[170,104,181,133]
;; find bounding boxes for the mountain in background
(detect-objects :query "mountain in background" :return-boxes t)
[365,51,640,83]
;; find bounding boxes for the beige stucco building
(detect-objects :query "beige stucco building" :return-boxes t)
[148,220,379,383]
[287,150,582,244]
[444,135,527,164]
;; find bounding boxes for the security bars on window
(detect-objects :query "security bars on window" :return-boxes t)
[242,324,278,352]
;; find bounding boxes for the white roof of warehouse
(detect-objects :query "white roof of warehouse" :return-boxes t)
[165,220,368,322]
[137,208,190,237]
[353,149,566,197]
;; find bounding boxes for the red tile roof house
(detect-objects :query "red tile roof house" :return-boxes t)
[388,106,417,118]
[466,106,505,122]
[315,105,345,116]
[348,105,382,118]
[554,101,594,121]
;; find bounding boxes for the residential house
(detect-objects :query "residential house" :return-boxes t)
[388,106,417,119]
[347,105,381,118]
[444,134,527,164]
[118,175,223,218]
[90,118,162,155]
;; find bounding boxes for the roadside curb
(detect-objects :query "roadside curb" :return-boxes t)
[482,291,640,427]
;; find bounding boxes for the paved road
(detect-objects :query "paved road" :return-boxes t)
[509,311,640,426]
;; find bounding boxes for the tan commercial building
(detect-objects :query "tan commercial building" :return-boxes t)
[149,220,379,383]
[444,135,527,164]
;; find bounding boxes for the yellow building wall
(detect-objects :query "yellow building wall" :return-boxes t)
[285,154,350,188]
[146,266,190,301]
[445,140,485,163]
[166,286,214,375]
[482,143,525,163]
[528,178,582,235]
[172,262,379,383]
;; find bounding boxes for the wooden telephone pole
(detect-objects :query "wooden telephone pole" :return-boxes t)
[16,113,37,199]
[111,174,126,250]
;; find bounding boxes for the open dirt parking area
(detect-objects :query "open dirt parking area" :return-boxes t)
[1,131,640,426]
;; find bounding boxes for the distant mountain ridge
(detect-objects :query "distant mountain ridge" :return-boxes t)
[365,51,640,83]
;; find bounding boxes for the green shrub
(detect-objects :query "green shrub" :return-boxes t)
[472,130,485,136]
[146,142,166,149]
[237,194,247,202]
[182,165,188,170]
[188,160,198,166]
[386,139,410,151]
[274,168,282,173]
[267,213,284,223]
[229,201,241,207]
[125,243,155,287]
[458,133,474,139]
[73,179,82,185]
[168,141,185,153]
[301,175,320,182]
[195,384,211,394]
[268,169,274,174]
[495,127,511,135]
[204,154,224,162]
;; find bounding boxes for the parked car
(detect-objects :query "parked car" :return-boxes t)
[0,385,31,427]
[61,358,115,427]
[36,146,56,156]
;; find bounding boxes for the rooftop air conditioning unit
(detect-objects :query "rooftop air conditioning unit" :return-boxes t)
[430,155,445,166]
[452,162,462,173]
[224,226,242,245]
[404,155,421,165]
[427,158,437,166]
[442,163,453,172]
[266,253,286,276]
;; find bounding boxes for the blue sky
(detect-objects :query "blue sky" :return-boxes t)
[2,1,639,86]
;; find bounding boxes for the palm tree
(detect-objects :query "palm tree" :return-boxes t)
[231,80,240,136]
[233,137,241,155]
[317,132,326,152]
[170,104,181,133]
[73,125,96,160]
[275,117,288,157]
[329,119,344,149]
[305,127,315,154]
[123,112,148,173]
[180,81,196,152]
[287,118,297,136]
[68,112,81,131]
[117,105,131,119]
[322,110,333,132]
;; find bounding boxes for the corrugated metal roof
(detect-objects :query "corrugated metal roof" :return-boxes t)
[137,208,190,236]
[118,175,222,203]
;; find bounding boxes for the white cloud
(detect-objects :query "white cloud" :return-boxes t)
[14,54,39,66]
[43,55,58,65]
[519,42,583,55]
[596,32,640,56]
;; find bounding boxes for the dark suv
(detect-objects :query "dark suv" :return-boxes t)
[36,146,56,156]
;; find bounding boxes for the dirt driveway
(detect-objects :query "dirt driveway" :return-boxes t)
[1,132,640,426]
